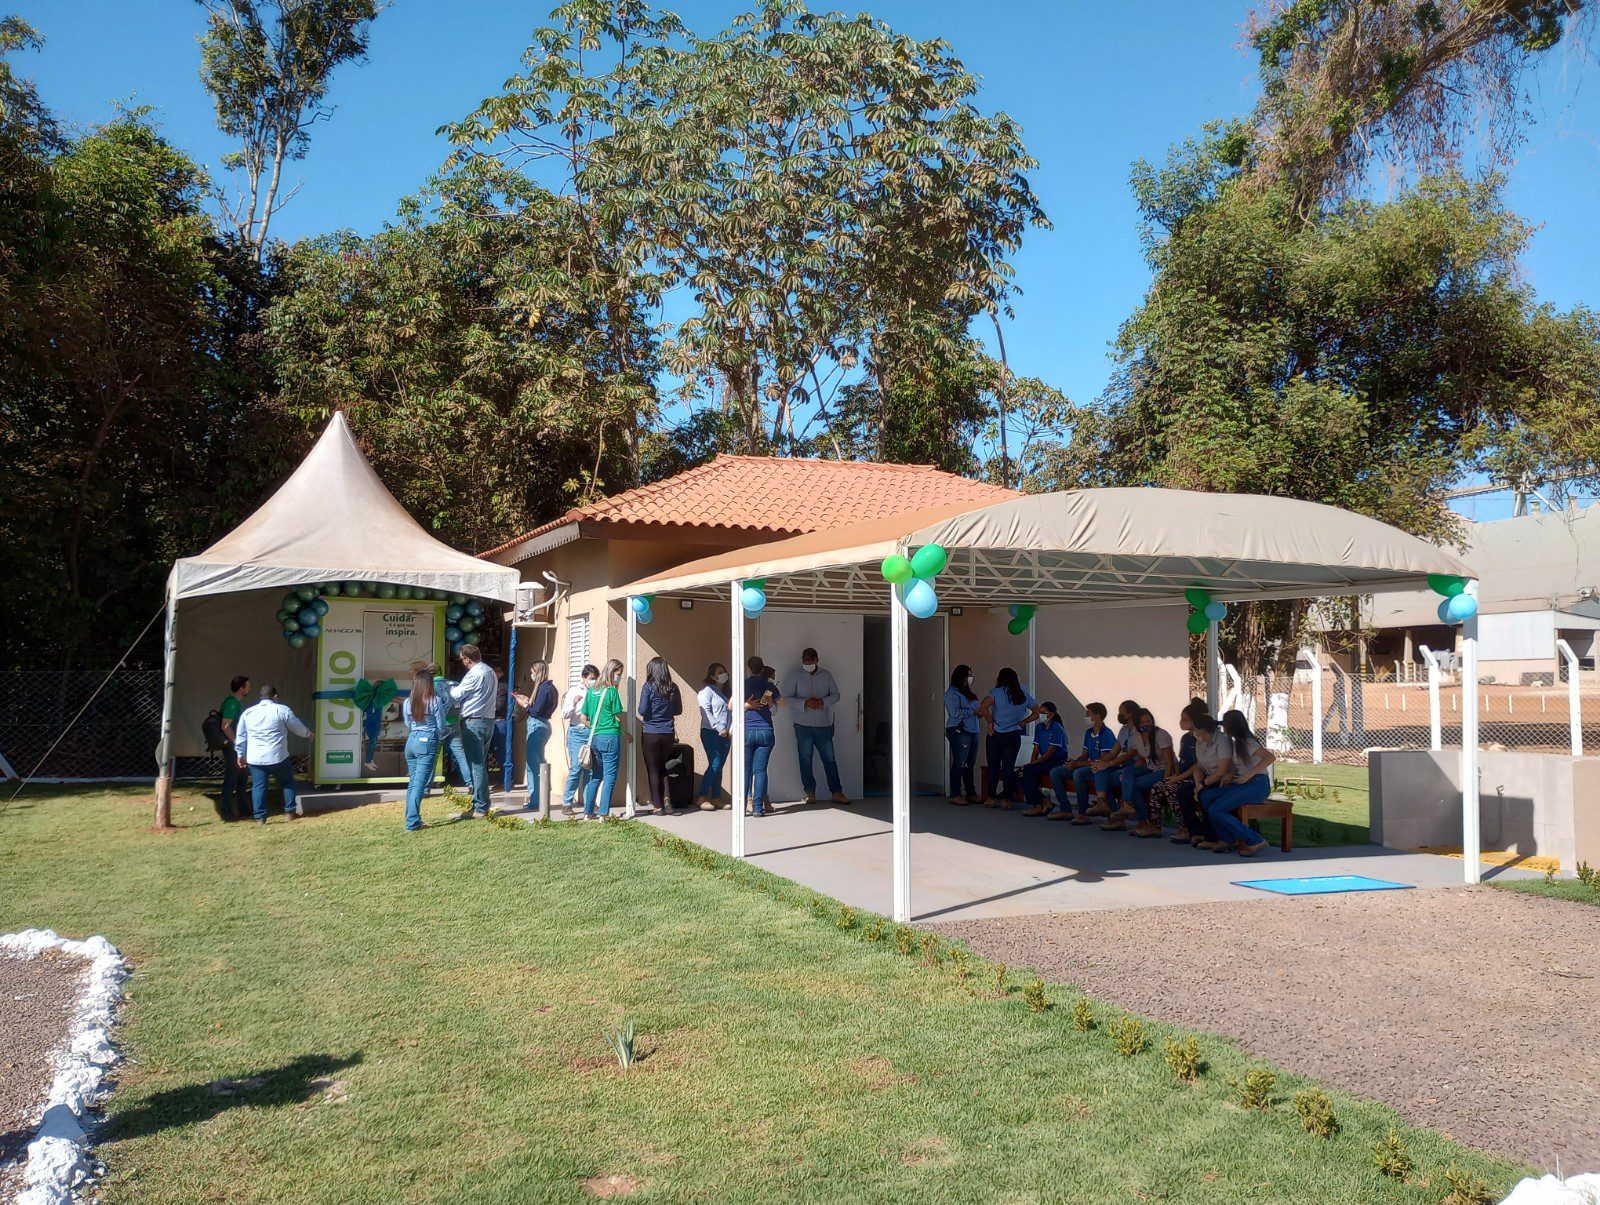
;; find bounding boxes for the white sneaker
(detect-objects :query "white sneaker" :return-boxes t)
[293,799,304,817]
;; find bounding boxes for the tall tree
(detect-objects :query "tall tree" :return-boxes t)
[197,0,380,259]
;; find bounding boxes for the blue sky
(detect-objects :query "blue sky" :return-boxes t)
[24,1,1600,518]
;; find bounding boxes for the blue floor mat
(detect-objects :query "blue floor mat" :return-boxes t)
[1234,875,1414,895]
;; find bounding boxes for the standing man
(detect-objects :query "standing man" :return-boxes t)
[782,647,850,805]
[218,674,251,820]
[454,643,498,818]
[235,684,311,825]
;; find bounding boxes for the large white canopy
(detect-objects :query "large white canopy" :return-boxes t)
[170,411,519,602]
[617,487,1477,607]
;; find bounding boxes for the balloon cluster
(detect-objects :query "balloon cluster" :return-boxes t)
[275,583,487,655]
[1006,604,1037,636]
[1183,585,1228,635]
[881,545,947,619]
[629,594,657,624]
[741,579,768,619]
[1428,574,1478,623]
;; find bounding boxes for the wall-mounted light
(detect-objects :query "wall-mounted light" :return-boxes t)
[679,598,694,610]
[950,606,964,616]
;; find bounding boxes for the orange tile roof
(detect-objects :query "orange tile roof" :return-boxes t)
[482,455,1018,557]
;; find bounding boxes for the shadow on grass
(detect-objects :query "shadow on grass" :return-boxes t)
[103,1052,363,1142]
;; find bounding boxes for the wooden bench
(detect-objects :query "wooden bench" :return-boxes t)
[1237,793,1294,852]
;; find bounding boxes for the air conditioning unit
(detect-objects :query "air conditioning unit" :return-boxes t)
[514,581,553,626]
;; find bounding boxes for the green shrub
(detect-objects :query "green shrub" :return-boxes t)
[836,906,857,931]
[1439,1163,1494,1204]
[1164,1035,1201,1083]
[1373,1128,1413,1180]
[1292,1089,1337,1137]
[1227,1068,1276,1111]
[604,1019,638,1070]
[1071,998,1095,1033]
[1023,978,1048,1013]
[1578,861,1596,889]
[863,919,884,942]
[894,926,916,956]
[919,933,941,965]
[990,963,1008,995]
[1109,1015,1147,1057]
[949,947,970,980]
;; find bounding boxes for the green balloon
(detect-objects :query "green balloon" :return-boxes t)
[1427,573,1467,597]
[459,616,478,634]
[396,585,413,599]
[282,616,301,633]
[1016,604,1037,620]
[377,583,397,599]
[343,580,362,595]
[450,593,469,605]
[881,555,914,584]
[322,582,342,596]
[1184,586,1211,609]
[1186,610,1209,635]
[296,585,317,602]
[910,544,948,578]
[1006,616,1029,636]
[288,633,307,649]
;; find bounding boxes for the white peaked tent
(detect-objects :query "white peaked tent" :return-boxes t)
[153,412,519,819]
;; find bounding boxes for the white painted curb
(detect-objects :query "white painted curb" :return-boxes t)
[0,929,128,1205]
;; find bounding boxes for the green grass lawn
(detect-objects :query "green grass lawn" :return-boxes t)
[0,783,1523,1203]
[1491,877,1600,908]
[1258,760,1371,847]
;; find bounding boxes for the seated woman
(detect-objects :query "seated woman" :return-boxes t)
[1180,710,1230,848]
[1047,701,1118,822]
[1117,706,1175,837]
[942,665,982,805]
[1148,698,1207,843]
[976,668,1039,809]
[1020,702,1069,815]
[1200,709,1276,856]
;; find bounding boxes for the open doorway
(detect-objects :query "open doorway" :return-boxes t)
[862,614,947,794]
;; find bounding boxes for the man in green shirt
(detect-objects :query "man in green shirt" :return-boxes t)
[220,675,251,820]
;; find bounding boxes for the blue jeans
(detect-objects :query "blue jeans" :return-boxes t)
[946,728,978,797]
[440,728,472,788]
[581,732,621,816]
[248,759,296,821]
[986,731,1023,805]
[524,718,552,808]
[563,725,589,807]
[404,730,439,830]
[1021,753,1066,806]
[1121,764,1164,822]
[1204,776,1273,845]
[699,727,729,797]
[1060,764,1115,813]
[745,726,775,815]
[793,723,842,796]
[461,717,495,813]
[220,748,248,818]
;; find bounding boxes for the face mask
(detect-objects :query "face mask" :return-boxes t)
[966,675,975,687]
[1138,723,1153,733]
[801,663,817,674]
[715,673,729,685]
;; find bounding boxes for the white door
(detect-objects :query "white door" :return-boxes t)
[755,610,865,801]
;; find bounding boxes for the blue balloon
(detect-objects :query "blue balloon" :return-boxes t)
[465,600,484,618]
[302,623,321,639]
[1203,601,1227,621]
[1007,604,1022,618]
[741,586,767,615]
[445,624,462,642]
[445,604,464,622]
[295,606,317,626]
[638,607,653,625]
[902,577,939,619]
[629,596,649,615]
[1445,593,1478,621]
[310,598,329,617]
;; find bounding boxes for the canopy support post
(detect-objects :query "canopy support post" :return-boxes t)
[504,622,518,794]
[1026,614,1036,699]
[624,602,638,818]
[1205,619,1220,716]
[890,583,911,924]
[154,582,178,829]
[1460,615,1481,884]
[729,580,746,858]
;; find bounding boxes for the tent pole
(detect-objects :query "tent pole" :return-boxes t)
[154,582,179,829]
[730,580,746,858]
[1460,614,1481,884]
[625,603,638,819]
[504,622,518,795]
[890,583,911,924]
[1205,619,1220,715]
[1026,615,1036,699]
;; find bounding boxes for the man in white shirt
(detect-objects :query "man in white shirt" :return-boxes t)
[234,684,311,825]
[782,646,849,805]
[454,643,498,817]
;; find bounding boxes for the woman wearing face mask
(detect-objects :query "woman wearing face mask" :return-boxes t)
[580,660,627,818]
[1020,702,1070,815]
[696,662,733,810]
[1148,698,1207,843]
[1047,701,1118,822]
[976,667,1039,809]
[559,664,599,817]
[1117,707,1175,837]
[1184,711,1231,848]
[1202,709,1276,856]
[942,664,982,804]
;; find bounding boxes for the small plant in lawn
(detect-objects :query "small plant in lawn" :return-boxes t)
[894,926,916,956]
[949,947,970,980]
[1439,1163,1494,1205]
[1109,1015,1147,1057]
[1071,998,1095,1033]
[442,784,473,814]
[863,918,884,942]
[1578,861,1597,889]
[488,812,525,830]
[1292,1089,1337,1137]
[919,933,941,965]
[1164,1035,1201,1083]
[1023,978,1048,1013]
[535,815,554,829]
[1227,1068,1276,1111]
[836,906,857,931]
[1374,1128,1413,1180]
[991,963,1008,995]
[1544,867,1559,886]
[604,1019,638,1071]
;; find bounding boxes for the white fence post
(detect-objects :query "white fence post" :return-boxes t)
[1419,644,1442,752]
[1297,647,1322,764]
[1461,615,1481,885]
[1557,639,1582,757]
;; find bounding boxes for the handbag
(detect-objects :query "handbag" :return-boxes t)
[577,687,613,770]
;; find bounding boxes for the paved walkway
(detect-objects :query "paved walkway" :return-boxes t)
[633,796,1538,921]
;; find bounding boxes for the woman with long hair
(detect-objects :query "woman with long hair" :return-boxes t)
[942,664,981,804]
[1148,697,1207,842]
[580,659,627,818]
[976,667,1039,808]
[512,659,559,812]
[637,655,684,814]
[402,666,454,831]
[696,662,733,810]
[1185,710,1232,849]
[1202,709,1277,856]
[1118,706,1176,837]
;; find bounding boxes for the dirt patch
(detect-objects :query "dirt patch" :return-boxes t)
[899,1136,951,1166]
[938,885,1600,1170]
[851,1054,918,1090]
[581,1172,643,1197]
[0,948,91,1181]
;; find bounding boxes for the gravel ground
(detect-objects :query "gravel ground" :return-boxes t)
[0,948,91,1201]
[937,885,1600,1171]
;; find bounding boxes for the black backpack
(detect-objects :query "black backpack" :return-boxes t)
[201,710,228,752]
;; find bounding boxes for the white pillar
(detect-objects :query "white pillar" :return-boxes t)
[890,583,911,924]
[1460,615,1481,885]
[1557,639,1582,756]
[624,602,638,818]
[1205,620,1220,715]
[729,580,746,858]
[1026,616,1036,699]
[1419,645,1442,751]
[1298,646,1323,764]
